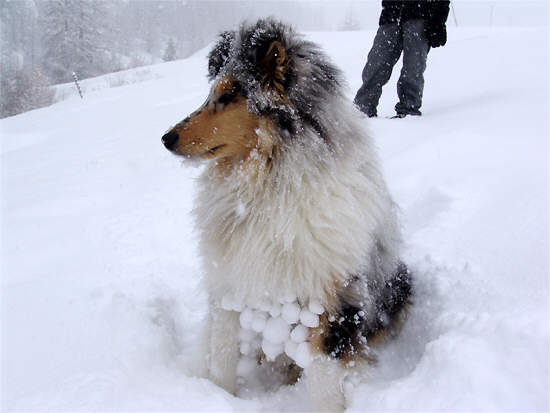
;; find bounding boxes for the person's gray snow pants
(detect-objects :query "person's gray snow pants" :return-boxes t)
[354,19,430,116]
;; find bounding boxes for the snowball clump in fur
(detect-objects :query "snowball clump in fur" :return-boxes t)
[221,294,324,369]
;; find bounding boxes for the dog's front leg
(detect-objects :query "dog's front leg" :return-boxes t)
[307,352,347,412]
[207,307,240,394]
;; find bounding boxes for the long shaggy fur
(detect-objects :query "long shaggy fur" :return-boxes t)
[163,18,411,412]
[202,18,405,325]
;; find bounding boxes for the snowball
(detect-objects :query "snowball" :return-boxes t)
[261,338,283,361]
[249,336,261,352]
[257,299,272,312]
[284,339,298,359]
[236,356,256,377]
[294,342,311,368]
[263,316,291,344]
[235,296,319,368]
[299,309,320,328]
[240,341,252,355]
[290,324,309,343]
[238,328,256,342]
[239,308,254,330]
[231,299,244,312]
[251,311,267,333]
[269,302,281,318]
[308,299,324,315]
[281,302,300,324]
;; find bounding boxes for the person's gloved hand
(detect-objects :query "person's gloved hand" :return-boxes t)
[425,23,447,48]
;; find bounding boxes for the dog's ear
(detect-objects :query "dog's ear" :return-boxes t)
[207,31,235,80]
[245,33,289,95]
[259,41,288,94]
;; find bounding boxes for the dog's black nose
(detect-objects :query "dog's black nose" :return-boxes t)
[162,130,179,150]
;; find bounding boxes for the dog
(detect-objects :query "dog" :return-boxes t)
[162,18,411,412]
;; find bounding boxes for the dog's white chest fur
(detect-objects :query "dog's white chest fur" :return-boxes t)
[194,111,397,310]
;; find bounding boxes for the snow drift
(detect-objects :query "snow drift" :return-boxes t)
[1,26,548,411]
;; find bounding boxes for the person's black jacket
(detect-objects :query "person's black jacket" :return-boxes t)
[379,0,450,47]
[379,0,450,25]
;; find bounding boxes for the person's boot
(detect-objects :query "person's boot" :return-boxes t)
[391,110,422,119]
[354,102,377,118]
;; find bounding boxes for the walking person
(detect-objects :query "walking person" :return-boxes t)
[354,0,450,118]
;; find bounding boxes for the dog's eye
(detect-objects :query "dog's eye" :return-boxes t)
[218,82,247,105]
[218,92,236,105]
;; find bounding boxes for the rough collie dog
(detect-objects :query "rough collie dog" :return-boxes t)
[162,19,411,412]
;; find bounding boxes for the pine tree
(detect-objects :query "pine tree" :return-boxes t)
[40,0,108,83]
[163,38,177,62]
[1,67,54,118]
[0,0,40,72]
[0,0,54,118]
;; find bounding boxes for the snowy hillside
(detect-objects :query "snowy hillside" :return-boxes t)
[1,26,548,411]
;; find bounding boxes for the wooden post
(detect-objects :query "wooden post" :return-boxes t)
[72,71,83,99]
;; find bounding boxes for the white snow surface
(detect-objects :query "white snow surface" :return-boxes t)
[1,27,549,411]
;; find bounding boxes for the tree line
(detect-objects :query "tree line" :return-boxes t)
[0,0,229,118]
[0,0,356,119]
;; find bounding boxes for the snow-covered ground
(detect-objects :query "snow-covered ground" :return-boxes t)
[1,26,548,411]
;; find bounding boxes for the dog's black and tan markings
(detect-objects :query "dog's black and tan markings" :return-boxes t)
[162,18,412,411]
[318,263,412,362]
